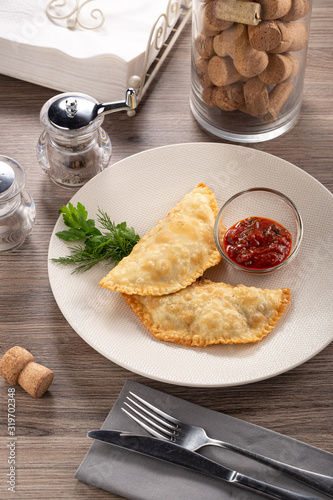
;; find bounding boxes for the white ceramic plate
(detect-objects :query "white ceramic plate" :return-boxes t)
[48,143,333,387]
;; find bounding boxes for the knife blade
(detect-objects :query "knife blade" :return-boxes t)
[88,430,319,500]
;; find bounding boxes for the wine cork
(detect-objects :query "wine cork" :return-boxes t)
[215,87,238,111]
[0,346,54,398]
[213,32,229,57]
[202,86,218,107]
[202,27,221,37]
[256,0,292,19]
[284,53,299,80]
[195,57,213,88]
[215,82,245,111]
[233,43,269,78]
[227,81,245,107]
[243,76,269,116]
[269,21,294,53]
[222,23,248,58]
[203,2,234,34]
[0,346,34,385]
[248,21,282,52]
[207,55,242,86]
[195,33,215,59]
[288,22,308,51]
[222,23,269,78]
[261,81,294,121]
[238,103,251,116]
[258,53,293,84]
[281,0,309,21]
[18,362,54,399]
[214,0,262,26]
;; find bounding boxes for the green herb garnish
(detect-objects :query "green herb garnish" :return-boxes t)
[52,202,140,272]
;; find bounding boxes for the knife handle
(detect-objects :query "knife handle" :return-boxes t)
[211,440,333,497]
[235,472,319,500]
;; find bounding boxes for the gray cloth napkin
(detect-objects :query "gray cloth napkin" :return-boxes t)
[75,379,333,499]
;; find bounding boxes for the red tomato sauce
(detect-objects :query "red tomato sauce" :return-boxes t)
[223,217,292,270]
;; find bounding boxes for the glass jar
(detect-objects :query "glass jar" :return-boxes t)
[37,92,112,188]
[0,156,36,251]
[190,0,312,142]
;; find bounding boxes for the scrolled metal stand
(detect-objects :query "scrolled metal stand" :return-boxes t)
[127,0,192,116]
[45,0,191,114]
[46,0,105,30]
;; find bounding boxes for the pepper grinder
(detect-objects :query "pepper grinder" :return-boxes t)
[37,88,137,188]
[0,156,36,251]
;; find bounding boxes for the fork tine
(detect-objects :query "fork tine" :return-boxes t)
[128,391,181,425]
[121,392,181,440]
[126,396,178,432]
[122,399,178,439]
[121,406,168,440]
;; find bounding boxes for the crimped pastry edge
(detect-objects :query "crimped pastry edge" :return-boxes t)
[122,280,291,347]
[100,250,222,296]
[99,183,223,296]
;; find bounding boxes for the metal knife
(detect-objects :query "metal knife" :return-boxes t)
[88,430,320,500]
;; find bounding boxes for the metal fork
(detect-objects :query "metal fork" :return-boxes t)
[121,392,333,498]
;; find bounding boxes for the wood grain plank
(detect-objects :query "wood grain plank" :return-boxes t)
[0,1,332,498]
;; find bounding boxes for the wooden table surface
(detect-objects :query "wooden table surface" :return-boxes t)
[0,2,332,499]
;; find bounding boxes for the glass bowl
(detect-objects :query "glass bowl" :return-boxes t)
[214,187,303,274]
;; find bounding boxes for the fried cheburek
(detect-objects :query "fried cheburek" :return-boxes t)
[99,183,223,296]
[100,183,291,346]
[122,280,291,346]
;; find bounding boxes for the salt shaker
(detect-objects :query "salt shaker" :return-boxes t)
[37,88,137,188]
[0,156,36,251]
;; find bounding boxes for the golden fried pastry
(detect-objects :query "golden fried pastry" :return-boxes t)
[122,279,291,346]
[99,184,223,296]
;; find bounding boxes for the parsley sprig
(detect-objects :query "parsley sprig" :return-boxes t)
[52,202,140,272]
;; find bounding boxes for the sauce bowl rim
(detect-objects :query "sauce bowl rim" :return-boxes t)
[213,187,304,274]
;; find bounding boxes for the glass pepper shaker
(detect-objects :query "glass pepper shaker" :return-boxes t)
[37,88,137,188]
[0,156,36,251]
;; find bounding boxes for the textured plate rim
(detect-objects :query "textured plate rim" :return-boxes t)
[48,142,333,387]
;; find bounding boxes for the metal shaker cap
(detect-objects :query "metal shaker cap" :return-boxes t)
[43,88,137,132]
[0,161,15,194]
[40,92,103,137]
[0,156,25,200]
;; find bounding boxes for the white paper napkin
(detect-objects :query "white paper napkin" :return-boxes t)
[0,0,175,61]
